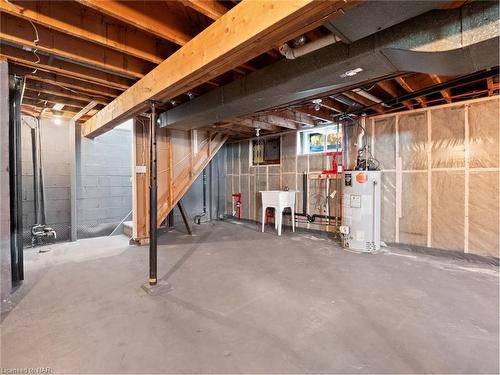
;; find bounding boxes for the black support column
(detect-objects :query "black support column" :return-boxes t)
[148,101,158,286]
[9,75,24,287]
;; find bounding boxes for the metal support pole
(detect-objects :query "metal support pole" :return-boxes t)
[148,101,158,286]
[177,200,193,235]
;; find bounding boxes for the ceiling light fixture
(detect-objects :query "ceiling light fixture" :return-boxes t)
[312,98,322,111]
[341,67,364,78]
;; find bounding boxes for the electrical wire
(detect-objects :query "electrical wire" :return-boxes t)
[27,19,40,74]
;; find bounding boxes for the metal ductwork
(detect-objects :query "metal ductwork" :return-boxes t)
[160,2,499,131]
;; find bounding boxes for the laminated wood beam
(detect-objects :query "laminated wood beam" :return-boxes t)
[0,0,171,64]
[0,13,153,79]
[181,0,278,63]
[0,44,132,90]
[83,0,354,138]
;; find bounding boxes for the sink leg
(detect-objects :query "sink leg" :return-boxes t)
[292,207,295,233]
[261,206,266,233]
[278,209,282,236]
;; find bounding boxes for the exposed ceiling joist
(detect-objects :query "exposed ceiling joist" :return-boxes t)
[0,0,169,64]
[23,95,86,112]
[294,106,334,122]
[24,85,109,106]
[343,91,385,113]
[20,72,121,99]
[232,118,281,132]
[82,0,353,138]
[429,74,452,103]
[0,13,151,79]
[75,0,193,46]
[181,0,228,21]
[274,110,314,127]
[321,97,348,113]
[396,76,427,107]
[1,44,132,90]
[486,76,499,96]
[254,114,298,129]
[376,80,414,110]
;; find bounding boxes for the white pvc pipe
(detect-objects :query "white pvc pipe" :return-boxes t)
[279,33,341,60]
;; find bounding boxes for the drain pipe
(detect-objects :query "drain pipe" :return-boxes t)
[279,33,341,60]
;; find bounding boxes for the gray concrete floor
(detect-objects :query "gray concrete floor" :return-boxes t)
[1,220,499,374]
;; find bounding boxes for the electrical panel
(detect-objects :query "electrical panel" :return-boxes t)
[341,171,381,252]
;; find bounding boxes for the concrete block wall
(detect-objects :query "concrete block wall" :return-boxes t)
[76,121,133,238]
[21,116,71,243]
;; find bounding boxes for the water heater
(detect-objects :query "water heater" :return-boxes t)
[341,171,381,252]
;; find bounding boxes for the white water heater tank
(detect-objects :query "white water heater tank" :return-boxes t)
[341,170,381,252]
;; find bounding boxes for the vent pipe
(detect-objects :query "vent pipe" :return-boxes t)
[279,33,341,60]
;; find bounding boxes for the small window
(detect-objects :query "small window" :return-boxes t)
[252,137,280,165]
[299,125,342,155]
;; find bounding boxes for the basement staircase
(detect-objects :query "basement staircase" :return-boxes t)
[132,120,227,243]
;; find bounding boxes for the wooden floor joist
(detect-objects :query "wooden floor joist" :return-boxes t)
[82,0,356,138]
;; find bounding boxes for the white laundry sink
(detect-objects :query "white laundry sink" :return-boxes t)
[260,190,297,236]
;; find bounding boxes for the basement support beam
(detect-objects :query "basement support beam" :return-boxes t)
[82,0,353,138]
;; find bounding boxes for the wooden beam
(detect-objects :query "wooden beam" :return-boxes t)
[76,0,194,46]
[486,77,499,96]
[322,97,348,113]
[25,82,110,105]
[0,13,153,79]
[342,91,385,113]
[71,101,99,122]
[272,110,313,127]
[23,96,85,112]
[255,114,298,129]
[233,118,281,132]
[376,80,414,110]
[180,0,280,63]
[294,105,334,122]
[0,0,171,64]
[429,74,452,103]
[21,71,121,99]
[181,0,228,20]
[1,45,132,90]
[82,0,354,138]
[396,76,427,107]
[24,86,107,107]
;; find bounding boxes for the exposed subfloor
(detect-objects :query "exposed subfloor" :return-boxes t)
[1,220,498,374]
